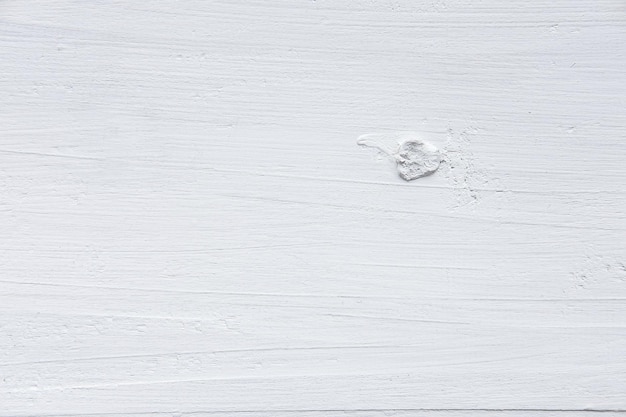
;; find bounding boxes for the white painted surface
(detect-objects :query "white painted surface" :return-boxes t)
[1,1,626,415]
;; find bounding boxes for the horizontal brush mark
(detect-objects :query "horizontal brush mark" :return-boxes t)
[4,148,622,196]
[455,297,626,302]
[0,149,104,161]
[6,410,626,417]
[0,22,234,52]
[6,409,626,417]
[0,344,434,367]
[6,302,626,330]
[213,192,384,214]
[3,287,464,321]
[0,279,406,300]
[0,301,478,323]
[8,12,624,38]
[0,242,328,254]
[350,262,483,270]
[4,144,618,197]
[0,311,226,322]
[324,313,470,325]
[213,193,624,232]
[170,166,619,196]
[4,280,626,303]
[2,373,444,392]
[424,352,562,368]
[203,409,626,414]
[0,127,91,134]
[0,355,569,391]
[494,219,623,232]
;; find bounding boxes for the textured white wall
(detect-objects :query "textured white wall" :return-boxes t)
[1,1,626,416]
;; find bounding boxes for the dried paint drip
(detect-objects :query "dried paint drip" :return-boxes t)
[357,133,441,181]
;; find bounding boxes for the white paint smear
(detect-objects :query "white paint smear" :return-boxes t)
[357,132,441,180]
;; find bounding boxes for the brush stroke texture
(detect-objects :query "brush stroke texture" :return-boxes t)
[1,0,626,415]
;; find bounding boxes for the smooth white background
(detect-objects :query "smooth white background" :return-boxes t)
[1,1,625,415]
